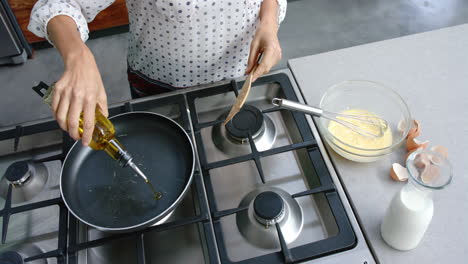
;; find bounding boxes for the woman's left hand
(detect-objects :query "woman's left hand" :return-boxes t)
[246,20,282,82]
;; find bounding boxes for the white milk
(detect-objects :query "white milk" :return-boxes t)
[381,183,434,250]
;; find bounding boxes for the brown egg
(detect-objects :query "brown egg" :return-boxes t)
[390,163,409,182]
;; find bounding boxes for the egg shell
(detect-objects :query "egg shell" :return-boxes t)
[407,137,429,152]
[421,164,441,184]
[407,120,421,139]
[390,163,409,182]
[414,153,431,169]
[405,147,423,161]
[431,145,449,159]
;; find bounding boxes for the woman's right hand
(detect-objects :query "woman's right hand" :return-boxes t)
[47,15,109,146]
[52,44,108,146]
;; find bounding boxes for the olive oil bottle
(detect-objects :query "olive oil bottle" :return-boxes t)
[34,82,161,200]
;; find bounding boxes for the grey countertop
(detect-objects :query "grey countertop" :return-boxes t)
[288,24,468,263]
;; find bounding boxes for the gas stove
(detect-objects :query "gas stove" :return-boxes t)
[0,69,375,263]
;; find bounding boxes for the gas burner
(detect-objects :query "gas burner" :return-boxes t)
[225,105,265,141]
[0,161,48,204]
[236,187,303,249]
[0,251,23,264]
[213,105,276,155]
[0,244,47,264]
[253,191,285,227]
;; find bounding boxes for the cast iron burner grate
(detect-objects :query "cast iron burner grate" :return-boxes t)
[186,74,357,263]
[0,73,356,264]
[0,92,217,264]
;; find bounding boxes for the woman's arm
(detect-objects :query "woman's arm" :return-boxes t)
[259,0,281,25]
[47,16,108,146]
[28,0,115,145]
[246,0,287,81]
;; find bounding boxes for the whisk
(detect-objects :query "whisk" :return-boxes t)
[272,98,389,138]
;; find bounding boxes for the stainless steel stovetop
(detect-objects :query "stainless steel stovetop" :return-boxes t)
[0,69,376,264]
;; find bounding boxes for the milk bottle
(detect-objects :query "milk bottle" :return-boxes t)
[381,149,452,250]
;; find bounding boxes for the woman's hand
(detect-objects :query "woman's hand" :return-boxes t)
[48,16,108,146]
[52,45,108,146]
[246,0,282,82]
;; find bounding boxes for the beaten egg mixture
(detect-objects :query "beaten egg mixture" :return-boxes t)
[327,109,392,151]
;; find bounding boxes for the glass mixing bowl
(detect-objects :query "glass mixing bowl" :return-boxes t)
[317,80,412,162]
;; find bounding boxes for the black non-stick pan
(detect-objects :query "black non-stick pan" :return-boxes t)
[60,112,195,232]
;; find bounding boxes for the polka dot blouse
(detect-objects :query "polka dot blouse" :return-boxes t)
[28,0,287,88]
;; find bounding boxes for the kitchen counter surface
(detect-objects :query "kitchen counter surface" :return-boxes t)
[288,24,468,263]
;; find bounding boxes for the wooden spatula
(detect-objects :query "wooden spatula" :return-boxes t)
[223,54,263,126]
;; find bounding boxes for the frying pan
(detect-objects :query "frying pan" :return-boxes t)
[60,112,195,232]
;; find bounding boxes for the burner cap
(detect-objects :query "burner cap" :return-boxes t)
[254,191,284,221]
[236,187,303,249]
[5,161,30,184]
[0,251,24,264]
[225,105,264,139]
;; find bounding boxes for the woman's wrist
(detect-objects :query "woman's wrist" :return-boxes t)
[259,18,279,32]
[63,42,88,65]
[48,15,89,65]
[64,42,91,65]
[259,0,279,28]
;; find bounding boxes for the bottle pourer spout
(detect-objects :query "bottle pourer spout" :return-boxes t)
[127,161,148,182]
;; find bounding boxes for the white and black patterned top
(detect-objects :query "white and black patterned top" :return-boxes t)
[28,0,287,88]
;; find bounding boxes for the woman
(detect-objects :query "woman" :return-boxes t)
[28,0,286,146]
